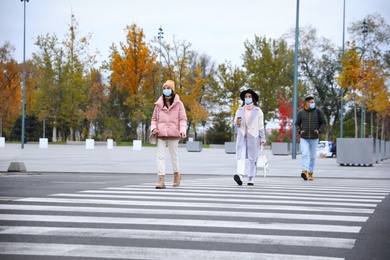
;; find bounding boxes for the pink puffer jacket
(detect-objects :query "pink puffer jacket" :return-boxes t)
[151,94,187,139]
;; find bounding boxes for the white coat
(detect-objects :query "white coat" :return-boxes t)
[234,105,266,161]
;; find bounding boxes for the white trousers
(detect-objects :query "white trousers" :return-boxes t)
[157,138,180,175]
[237,137,256,178]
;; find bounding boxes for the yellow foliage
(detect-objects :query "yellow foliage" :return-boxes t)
[111,25,156,94]
[109,24,157,123]
[337,41,389,115]
[337,42,362,103]
[178,63,208,128]
[363,60,389,115]
[0,61,22,134]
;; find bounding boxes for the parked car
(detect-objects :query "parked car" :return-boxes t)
[330,141,337,158]
[316,141,335,158]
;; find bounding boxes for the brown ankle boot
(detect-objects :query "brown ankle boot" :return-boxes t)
[155,175,166,189]
[308,172,313,180]
[173,172,181,187]
[301,170,308,181]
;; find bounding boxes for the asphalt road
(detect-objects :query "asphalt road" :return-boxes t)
[0,172,389,259]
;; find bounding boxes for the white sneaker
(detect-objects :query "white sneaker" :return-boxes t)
[247,176,254,186]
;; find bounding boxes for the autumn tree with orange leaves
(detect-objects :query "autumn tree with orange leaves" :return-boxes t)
[337,41,389,138]
[180,63,208,134]
[85,69,108,139]
[361,59,390,140]
[109,24,157,141]
[156,36,211,139]
[342,14,390,140]
[0,42,21,137]
[337,42,362,138]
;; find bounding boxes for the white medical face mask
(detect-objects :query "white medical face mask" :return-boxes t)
[309,103,316,109]
[163,89,172,96]
[245,98,253,105]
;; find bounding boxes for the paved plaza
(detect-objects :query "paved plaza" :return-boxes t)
[1,143,389,179]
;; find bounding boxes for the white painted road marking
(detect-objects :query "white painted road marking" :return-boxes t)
[0,242,344,260]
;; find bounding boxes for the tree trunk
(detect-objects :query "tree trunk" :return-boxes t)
[70,127,74,141]
[144,122,150,143]
[370,112,373,138]
[61,123,66,142]
[52,120,57,142]
[381,117,385,141]
[43,118,45,138]
[376,114,379,140]
[52,126,57,142]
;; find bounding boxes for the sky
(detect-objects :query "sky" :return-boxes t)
[1,0,390,68]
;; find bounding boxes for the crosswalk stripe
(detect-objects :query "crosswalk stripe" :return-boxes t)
[105,186,389,197]
[140,181,390,193]
[48,193,380,207]
[81,189,386,201]
[0,204,369,222]
[16,197,376,213]
[0,196,22,201]
[0,226,356,249]
[0,214,362,233]
[0,242,344,260]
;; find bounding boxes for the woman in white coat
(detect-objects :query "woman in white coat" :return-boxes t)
[234,89,266,185]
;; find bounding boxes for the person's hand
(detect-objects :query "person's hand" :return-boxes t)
[152,129,159,135]
[314,130,319,134]
[180,132,187,138]
[236,117,242,126]
[300,130,305,135]
[261,141,266,146]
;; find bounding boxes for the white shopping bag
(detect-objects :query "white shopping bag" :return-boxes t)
[256,145,269,177]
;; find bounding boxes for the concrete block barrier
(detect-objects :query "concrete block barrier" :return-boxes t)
[8,162,27,172]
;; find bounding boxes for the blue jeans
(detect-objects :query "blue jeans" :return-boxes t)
[300,138,319,173]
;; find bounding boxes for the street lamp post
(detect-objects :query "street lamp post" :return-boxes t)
[361,20,368,138]
[292,0,300,159]
[340,0,346,138]
[21,0,29,149]
[158,26,164,98]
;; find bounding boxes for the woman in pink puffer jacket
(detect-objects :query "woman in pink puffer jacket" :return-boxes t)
[150,80,187,189]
